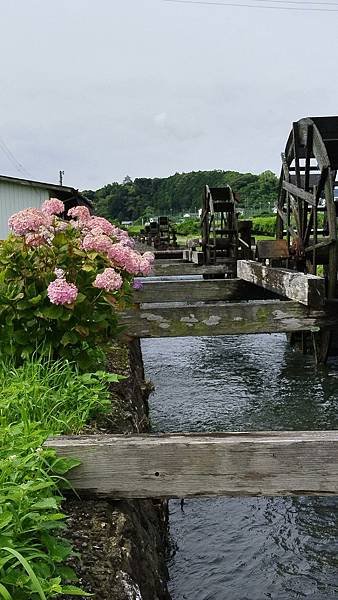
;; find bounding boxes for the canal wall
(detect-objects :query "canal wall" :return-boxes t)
[63,340,170,600]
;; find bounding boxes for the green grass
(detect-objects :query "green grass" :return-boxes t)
[0,359,114,435]
[0,357,119,599]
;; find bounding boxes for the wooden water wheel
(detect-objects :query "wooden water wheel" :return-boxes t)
[276,116,338,300]
[201,185,238,276]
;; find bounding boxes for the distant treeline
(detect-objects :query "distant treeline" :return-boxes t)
[83,170,279,222]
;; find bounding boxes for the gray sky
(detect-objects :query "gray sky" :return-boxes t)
[1,0,338,189]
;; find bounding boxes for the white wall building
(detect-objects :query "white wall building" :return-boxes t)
[0,175,91,240]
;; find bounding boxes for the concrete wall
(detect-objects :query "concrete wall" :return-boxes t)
[0,181,49,239]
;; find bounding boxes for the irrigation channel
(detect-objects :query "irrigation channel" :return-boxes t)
[142,334,338,600]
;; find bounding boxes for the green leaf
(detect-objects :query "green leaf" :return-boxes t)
[1,547,47,600]
[0,583,11,600]
[0,513,12,530]
[13,330,30,345]
[35,305,64,320]
[75,292,86,304]
[31,497,58,510]
[52,457,80,475]
[61,585,93,596]
[61,330,79,346]
[28,294,42,306]
[58,565,78,581]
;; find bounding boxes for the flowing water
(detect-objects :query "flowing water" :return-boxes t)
[141,335,338,600]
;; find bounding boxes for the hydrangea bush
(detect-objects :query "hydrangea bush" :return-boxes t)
[0,200,154,369]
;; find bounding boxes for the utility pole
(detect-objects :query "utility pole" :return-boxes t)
[59,170,64,185]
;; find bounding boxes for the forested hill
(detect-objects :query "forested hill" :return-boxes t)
[83,169,279,222]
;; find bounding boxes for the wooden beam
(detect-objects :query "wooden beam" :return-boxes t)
[154,250,183,260]
[237,260,325,306]
[152,260,230,276]
[132,278,279,304]
[121,300,325,338]
[282,180,316,206]
[277,207,298,239]
[46,431,338,498]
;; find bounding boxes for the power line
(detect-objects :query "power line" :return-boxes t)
[253,0,338,4]
[163,0,338,11]
[0,134,31,177]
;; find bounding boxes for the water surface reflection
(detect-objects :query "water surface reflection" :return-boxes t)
[142,335,338,599]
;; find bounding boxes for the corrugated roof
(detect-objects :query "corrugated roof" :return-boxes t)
[0,174,92,207]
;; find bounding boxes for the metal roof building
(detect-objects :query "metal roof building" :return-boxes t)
[0,174,91,239]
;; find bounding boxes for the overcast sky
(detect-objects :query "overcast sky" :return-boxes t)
[1,0,338,189]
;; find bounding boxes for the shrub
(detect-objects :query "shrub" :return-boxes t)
[0,357,118,599]
[175,219,200,236]
[0,202,154,370]
[250,216,276,237]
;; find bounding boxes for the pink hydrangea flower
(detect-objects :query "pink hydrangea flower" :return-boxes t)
[93,268,123,292]
[142,251,155,265]
[54,219,69,232]
[8,208,48,236]
[67,206,91,222]
[41,198,65,216]
[108,243,141,274]
[54,268,65,278]
[139,257,153,276]
[119,234,135,248]
[47,277,78,305]
[25,233,46,247]
[88,216,115,236]
[82,233,113,255]
[111,228,135,247]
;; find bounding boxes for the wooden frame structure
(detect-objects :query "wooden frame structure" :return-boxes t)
[46,260,338,503]
[48,131,338,503]
[276,117,338,299]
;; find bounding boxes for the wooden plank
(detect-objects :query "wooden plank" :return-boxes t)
[282,180,316,206]
[121,300,326,338]
[237,260,325,306]
[46,430,338,498]
[256,240,289,260]
[154,250,183,260]
[132,279,280,304]
[152,260,230,276]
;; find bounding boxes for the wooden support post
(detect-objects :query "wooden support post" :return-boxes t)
[46,431,338,499]
[312,328,331,365]
[191,250,204,265]
[237,260,325,306]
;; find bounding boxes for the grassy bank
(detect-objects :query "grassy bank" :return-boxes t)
[0,358,119,599]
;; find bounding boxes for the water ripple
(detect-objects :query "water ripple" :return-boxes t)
[142,335,338,600]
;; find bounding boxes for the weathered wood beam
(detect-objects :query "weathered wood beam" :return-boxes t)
[282,180,316,206]
[132,279,279,304]
[46,431,338,499]
[154,250,183,260]
[121,300,325,338]
[237,260,325,306]
[152,260,229,276]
